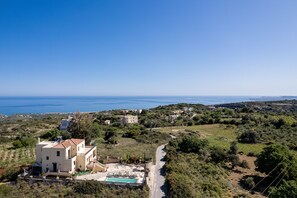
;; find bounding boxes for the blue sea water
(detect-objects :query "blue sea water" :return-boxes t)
[0,96,284,116]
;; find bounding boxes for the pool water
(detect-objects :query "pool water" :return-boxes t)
[105,177,137,183]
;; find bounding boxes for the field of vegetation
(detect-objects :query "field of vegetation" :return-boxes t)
[0,144,35,169]
[96,137,160,163]
[156,124,265,155]
[165,133,297,198]
[0,100,297,197]
[0,180,149,198]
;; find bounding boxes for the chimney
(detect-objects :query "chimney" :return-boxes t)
[38,137,40,143]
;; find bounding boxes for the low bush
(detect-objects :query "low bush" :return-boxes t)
[73,180,103,194]
[243,177,255,189]
[240,160,250,169]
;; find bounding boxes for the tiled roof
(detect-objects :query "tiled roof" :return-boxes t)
[69,138,84,145]
[53,140,71,149]
[52,138,84,149]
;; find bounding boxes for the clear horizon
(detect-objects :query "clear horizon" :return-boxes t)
[1,95,296,116]
[1,0,296,96]
[0,95,296,97]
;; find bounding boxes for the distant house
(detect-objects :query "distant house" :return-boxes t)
[183,107,194,112]
[121,115,138,125]
[208,106,216,110]
[168,110,183,122]
[104,120,111,125]
[59,117,73,131]
[36,138,97,173]
[168,114,180,122]
[172,110,184,114]
[132,109,143,114]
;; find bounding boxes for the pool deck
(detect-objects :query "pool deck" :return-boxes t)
[75,163,145,184]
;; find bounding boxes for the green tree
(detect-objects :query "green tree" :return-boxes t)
[69,112,93,144]
[41,129,70,140]
[255,144,297,180]
[269,180,297,198]
[12,136,37,148]
[104,127,119,144]
[238,130,258,143]
[178,135,208,153]
[92,123,104,138]
[123,124,142,138]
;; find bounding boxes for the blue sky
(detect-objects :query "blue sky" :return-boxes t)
[0,0,296,96]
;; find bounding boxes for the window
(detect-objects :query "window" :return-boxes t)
[57,151,60,156]
[46,168,49,172]
[73,161,76,165]
[46,156,49,160]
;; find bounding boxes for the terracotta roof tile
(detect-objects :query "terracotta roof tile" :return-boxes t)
[70,138,84,145]
[53,140,72,149]
[53,143,64,149]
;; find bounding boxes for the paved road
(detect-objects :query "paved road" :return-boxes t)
[151,144,168,198]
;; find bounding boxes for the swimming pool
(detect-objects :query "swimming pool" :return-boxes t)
[105,177,137,183]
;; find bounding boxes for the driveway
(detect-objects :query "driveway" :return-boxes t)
[151,144,168,198]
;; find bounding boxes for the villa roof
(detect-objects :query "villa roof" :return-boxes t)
[69,138,84,145]
[45,138,84,149]
[54,140,71,149]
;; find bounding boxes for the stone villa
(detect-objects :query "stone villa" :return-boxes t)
[36,138,97,174]
[120,115,138,125]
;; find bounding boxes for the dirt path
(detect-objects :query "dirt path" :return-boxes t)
[229,155,266,198]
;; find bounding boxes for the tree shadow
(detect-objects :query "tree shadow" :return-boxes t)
[159,165,169,197]
[240,174,275,195]
[233,169,244,174]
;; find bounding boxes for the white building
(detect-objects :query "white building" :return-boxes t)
[104,120,111,125]
[121,115,138,125]
[183,107,194,112]
[168,114,180,122]
[36,138,97,173]
[172,110,184,114]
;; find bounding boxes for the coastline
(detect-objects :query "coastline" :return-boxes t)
[0,96,296,117]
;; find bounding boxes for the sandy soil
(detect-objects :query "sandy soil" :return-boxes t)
[229,155,266,198]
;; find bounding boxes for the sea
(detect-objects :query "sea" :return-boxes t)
[0,96,294,116]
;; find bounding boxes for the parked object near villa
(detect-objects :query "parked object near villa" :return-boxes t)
[35,138,97,174]
[121,115,138,125]
[59,116,74,131]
